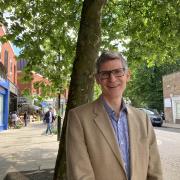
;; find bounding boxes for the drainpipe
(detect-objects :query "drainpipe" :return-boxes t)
[170,93,175,124]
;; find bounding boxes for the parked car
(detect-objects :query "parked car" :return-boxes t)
[139,108,163,127]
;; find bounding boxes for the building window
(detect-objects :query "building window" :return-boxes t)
[4,50,8,72]
[17,59,27,70]
[10,59,13,77]
[176,103,180,119]
[14,65,16,83]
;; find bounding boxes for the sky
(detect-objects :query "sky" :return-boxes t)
[12,44,20,56]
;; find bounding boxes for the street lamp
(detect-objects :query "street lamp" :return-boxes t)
[57,53,62,141]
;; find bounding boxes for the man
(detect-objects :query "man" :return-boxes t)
[66,51,163,180]
[44,107,55,135]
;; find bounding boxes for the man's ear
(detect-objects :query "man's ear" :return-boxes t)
[126,69,131,82]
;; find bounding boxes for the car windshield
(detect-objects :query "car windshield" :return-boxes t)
[143,109,155,115]
[139,108,156,115]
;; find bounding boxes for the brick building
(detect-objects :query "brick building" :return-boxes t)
[17,60,68,116]
[17,70,50,96]
[0,25,18,131]
[0,25,18,112]
[17,59,51,107]
[17,59,68,116]
[17,59,67,115]
[0,26,17,85]
[163,71,180,124]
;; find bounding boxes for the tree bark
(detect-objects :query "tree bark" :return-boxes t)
[53,0,106,179]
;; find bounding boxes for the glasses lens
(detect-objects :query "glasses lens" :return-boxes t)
[99,71,109,79]
[112,68,125,77]
[99,68,125,79]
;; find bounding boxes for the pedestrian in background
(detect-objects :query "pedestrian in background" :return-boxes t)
[11,111,18,128]
[23,111,28,126]
[66,51,162,180]
[44,107,55,135]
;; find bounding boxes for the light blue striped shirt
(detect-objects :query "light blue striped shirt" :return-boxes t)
[102,98,130,180]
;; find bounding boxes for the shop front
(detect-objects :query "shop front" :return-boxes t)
[0,77,9,131]
[9,81,18,113]
[0,61,9,131]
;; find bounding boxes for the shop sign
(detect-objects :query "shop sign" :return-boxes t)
[164,98,171,107]
[41,101,48,107]
[18,97,29,104]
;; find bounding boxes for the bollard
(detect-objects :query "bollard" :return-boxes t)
[57,115,61,141]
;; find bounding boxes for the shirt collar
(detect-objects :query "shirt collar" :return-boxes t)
[101,96,127,115]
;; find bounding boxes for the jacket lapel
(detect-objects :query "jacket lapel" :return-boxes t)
[127,106,138,179]
[93,98,126,172]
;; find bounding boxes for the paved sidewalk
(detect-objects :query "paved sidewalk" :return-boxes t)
[162,122,180,129]
[0,122,59,180]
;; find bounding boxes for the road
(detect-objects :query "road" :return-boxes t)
[156,127,180,180]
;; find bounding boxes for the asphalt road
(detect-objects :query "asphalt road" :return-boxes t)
[155,127,180,180]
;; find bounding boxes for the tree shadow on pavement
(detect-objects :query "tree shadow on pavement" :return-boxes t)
[4,169,54,180]
[0,147,57,180]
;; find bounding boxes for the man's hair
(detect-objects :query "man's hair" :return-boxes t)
[96,51,128,73]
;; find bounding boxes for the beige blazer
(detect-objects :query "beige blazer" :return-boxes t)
[66,97,163,180]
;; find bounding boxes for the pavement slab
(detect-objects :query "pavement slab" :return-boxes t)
[0,121,59,180]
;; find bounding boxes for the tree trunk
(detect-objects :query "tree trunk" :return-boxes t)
[53,0,106,179]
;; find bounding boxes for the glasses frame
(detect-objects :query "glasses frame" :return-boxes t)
[98,68,126,80]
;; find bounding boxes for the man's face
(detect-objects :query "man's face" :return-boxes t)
[96,59,130,100]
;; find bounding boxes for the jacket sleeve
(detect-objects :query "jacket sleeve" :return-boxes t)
[147,114,163,180]
[66,109,95,180]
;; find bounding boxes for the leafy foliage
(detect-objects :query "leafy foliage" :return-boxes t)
[1,0,179,77]
[0,0,179,90]
[101,0,180,66]
[93,82,102,100]
[125,59,180,111]
[0,0,83,94]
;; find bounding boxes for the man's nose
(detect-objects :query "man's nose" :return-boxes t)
[109,73,116,82]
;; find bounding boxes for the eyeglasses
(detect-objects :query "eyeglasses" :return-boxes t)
[98,68,126,80]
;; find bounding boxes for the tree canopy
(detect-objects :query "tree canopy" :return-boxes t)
[101,0,180,66]
[1,0,82,93]
[1,0,179,84]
